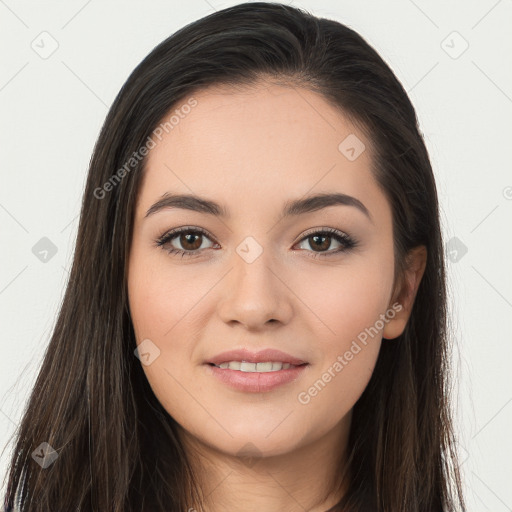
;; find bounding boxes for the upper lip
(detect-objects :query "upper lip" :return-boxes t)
[206,348,307,366]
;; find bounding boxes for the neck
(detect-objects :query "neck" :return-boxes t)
[179,417,351,512]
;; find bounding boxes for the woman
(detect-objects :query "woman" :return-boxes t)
[2,2,466,511]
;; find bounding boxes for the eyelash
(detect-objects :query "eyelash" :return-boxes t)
[154,226,358,259]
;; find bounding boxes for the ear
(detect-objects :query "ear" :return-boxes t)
[383,245,427,340]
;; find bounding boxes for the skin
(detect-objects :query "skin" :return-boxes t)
[127,81,427,512]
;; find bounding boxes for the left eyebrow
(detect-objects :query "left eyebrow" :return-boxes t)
[144,191,373,223]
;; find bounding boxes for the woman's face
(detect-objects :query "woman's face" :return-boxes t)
[127,82,404,459]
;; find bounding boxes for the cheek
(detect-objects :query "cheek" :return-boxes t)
[298,251,395,346]
[127,265,199,432]
[293,270,389,427]
[293,337,381,451]
[127,251,211,421]
[290,254,393,424]
[127,245,205,337]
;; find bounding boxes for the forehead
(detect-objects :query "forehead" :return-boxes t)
[137,82,386,219]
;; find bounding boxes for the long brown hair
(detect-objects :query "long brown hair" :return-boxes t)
[2,2,465,510]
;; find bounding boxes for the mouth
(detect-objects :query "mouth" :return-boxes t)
[204,348,310,392]
[205,347,308,367]
[207,361,307,372]
[204,360,310,393]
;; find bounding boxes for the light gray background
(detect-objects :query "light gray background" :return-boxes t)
[1,0,511,509]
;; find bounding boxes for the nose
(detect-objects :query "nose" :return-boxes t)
[216,244,294,330]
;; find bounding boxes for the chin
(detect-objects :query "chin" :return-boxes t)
[199,426,303,459]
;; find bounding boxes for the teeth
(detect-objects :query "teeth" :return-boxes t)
[240,361,256,372]
[256,362,273,372]
[215,361,295,372]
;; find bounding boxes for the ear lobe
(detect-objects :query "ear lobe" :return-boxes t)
[383,245,427,340]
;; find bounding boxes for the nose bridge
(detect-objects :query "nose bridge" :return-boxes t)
[217,234,293,327]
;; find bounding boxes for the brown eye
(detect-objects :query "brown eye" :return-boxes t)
[295,228,356,258]
[178,232,203,251]
[155,227,216,257]
[306,234,332,252]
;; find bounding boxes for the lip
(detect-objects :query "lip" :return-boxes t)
[204,348,309,393]
[204,362,309,393]
[205,348,307,366]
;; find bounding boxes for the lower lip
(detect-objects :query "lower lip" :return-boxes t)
[204,363,309,393]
